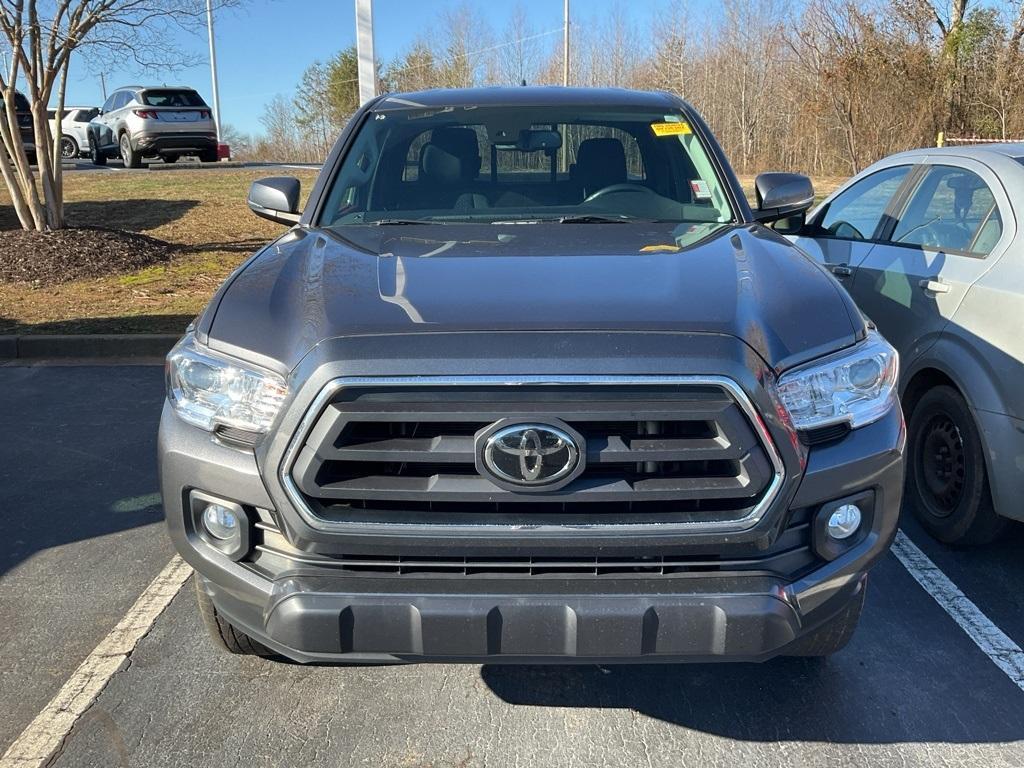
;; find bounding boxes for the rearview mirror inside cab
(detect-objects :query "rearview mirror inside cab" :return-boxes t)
[753,172,815,227]
[248,176,301,225]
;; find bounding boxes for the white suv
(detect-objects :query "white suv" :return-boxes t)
[87,85,217,167]
[48,106,99,159]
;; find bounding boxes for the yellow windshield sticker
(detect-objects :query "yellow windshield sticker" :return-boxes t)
[640,244,682,253]
[651,121,692,137]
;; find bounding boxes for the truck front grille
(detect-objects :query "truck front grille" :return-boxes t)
[253,507,816,580]
[284,378,783,531]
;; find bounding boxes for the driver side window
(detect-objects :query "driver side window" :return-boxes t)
[818,165,911,241]
[889,165,1001,256]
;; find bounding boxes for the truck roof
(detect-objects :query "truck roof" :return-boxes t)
[374,86,684,111]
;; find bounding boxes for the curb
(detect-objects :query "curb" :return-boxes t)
[0,334,179,360]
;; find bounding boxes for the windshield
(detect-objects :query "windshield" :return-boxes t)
[320,105,736,228]
[141,89,206,108]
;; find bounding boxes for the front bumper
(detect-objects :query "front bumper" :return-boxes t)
[161,394,905,664]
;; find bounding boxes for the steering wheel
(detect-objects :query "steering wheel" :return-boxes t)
[583,183,657,203]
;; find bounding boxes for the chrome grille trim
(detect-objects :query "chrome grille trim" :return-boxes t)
[278,376,786,534]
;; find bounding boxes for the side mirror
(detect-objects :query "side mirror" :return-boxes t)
[753,172,814,225]
[248,176,301,225]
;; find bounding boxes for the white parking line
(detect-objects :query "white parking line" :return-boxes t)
[892,530,1024,693]
[0,556,192,768]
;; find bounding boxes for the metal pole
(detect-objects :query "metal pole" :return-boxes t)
[560,0,570,174]
[206,0,223,142]
[355,0,377,105]
[562,0,569,87]
[99,72,107,101]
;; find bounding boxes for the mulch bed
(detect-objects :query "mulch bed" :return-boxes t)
[0,226,177,285]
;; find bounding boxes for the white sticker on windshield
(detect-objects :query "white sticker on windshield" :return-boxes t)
[690,179,712,199]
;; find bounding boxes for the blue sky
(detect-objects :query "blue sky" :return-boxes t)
[60,0,638,136]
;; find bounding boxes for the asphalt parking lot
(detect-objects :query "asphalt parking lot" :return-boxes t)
[1,363,1023,767]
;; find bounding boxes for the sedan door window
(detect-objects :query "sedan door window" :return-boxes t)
[817,165,912,241]
[890,166,1002,256]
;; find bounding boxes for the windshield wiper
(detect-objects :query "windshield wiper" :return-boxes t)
[556,214,633,224]
[371,218,439,226]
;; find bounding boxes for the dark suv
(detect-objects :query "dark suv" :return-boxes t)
[160,88,905,664]
[2,91,36,163]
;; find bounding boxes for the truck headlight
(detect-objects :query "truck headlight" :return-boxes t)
[774,329,898,431]
[166,334,288,434]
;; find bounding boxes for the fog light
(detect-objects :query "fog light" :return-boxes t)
[827,504,862,540]
[202,503,239,540]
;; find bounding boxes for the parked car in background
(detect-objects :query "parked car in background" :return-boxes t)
[161,87,906,665]
[88,85,217,167]
[48,106,99,159]
[788,145,1024,545]
[2,90,36,164]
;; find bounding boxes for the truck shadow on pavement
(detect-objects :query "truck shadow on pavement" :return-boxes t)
[480,556,1024,744]
[0,364,168,578]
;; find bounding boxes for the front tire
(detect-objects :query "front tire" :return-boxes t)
[90,136,107,166]
[194,578,273,656]
[60,135,79,160]
[119,133,142,168]
[906,385,1005,546]
[785,586,865,657]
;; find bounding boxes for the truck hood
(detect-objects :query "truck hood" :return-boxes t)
[204,223,862,372]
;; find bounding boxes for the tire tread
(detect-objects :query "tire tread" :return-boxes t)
[193,578,273,656]
[786,586,865,657]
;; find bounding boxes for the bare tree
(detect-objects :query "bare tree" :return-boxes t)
[256,93,303,162]
[497,3,543,85]
[0,0,239,232]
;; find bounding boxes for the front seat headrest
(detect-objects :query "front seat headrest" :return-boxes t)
[575,138,627,196]
[419,127,482,182]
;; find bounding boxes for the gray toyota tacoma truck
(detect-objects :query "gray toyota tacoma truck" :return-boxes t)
[160,87,905,664]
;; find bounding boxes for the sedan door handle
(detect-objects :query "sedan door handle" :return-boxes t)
[919,278,950,294]
[830,263,853,277]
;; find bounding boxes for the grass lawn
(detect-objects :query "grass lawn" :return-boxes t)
[0,169,843,335]
[0,168,318,335]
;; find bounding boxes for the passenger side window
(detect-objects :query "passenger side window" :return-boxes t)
[818,165,911,241]
[890,166,1002,256]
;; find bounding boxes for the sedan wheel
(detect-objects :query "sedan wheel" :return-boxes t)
[907,385,1005,546]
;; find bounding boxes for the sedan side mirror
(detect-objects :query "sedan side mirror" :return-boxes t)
[753,172,815,225]
[248,177,301,225]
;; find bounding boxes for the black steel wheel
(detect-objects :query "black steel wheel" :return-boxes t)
[906,385,1005,546]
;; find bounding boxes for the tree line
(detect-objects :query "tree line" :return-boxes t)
[250,0,1024,178]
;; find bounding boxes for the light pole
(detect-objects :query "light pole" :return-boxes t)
[562,0,569,87]
[355,0,377,105]
[206,0,223,143]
